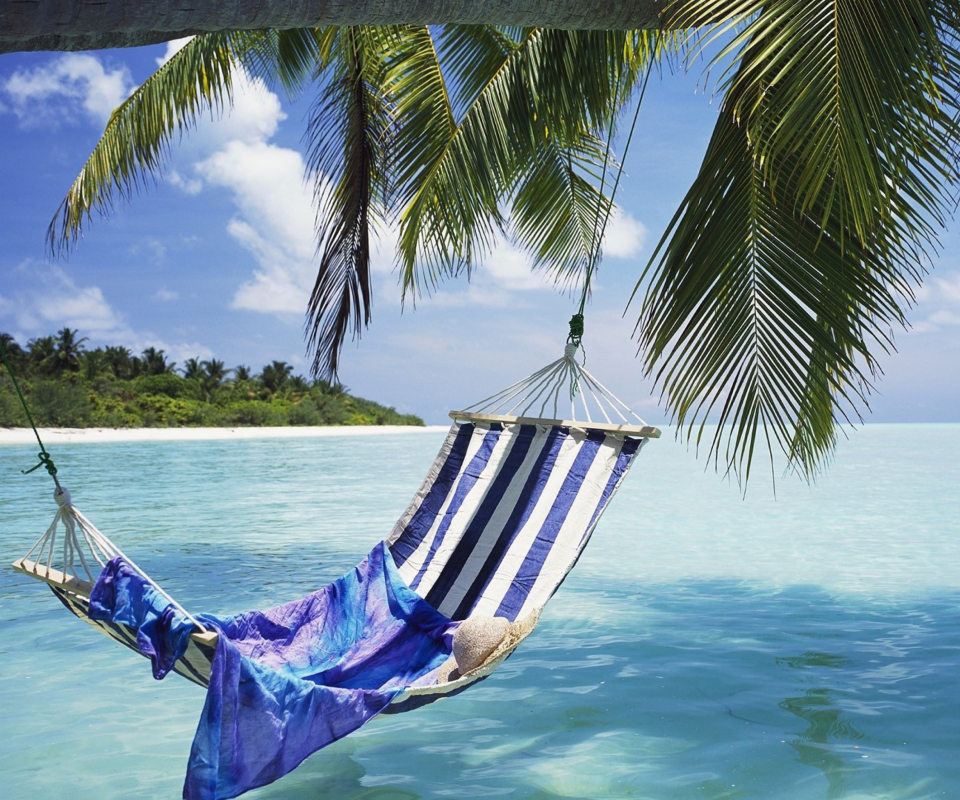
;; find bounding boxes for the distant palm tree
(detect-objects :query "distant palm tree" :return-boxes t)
[315,380,349,398]
[199,359,230,399]
[0,332,26,371]
[27,335,57,375]
[82,348,107,381]
[260,361,293,395]
[201,359,229,385]
[141,346,175,375]
[233,364,252,382]
[285,375,310,400]
[46,327,88,376]
[103,345,133,379]
[181,357,203,381]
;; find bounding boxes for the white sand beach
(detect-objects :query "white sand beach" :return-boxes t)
[0,425,448,446]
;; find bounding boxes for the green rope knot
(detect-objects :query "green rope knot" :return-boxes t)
[567,313,585,346]
[24,450,58,479]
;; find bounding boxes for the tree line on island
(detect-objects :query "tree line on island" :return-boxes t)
[0,328,423,429]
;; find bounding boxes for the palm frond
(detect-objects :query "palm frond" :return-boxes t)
[395,25,544,295]
[304,26,393,380]
[396,27,660,297]
[636,0,960,481]
[240,28,324,96]
[47,33,239,253]
[509,134,614,288]
[48,29,324,255]
[378,25,458,224]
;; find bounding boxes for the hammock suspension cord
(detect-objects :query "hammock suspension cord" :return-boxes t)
[568,26,663,351]
[0,336,61,492]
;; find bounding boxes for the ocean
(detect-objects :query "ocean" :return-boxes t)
[1,424,958,799]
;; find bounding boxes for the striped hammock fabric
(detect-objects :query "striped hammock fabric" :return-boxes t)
[389,420,646,622]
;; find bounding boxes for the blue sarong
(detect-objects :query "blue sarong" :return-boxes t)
[89,543,457,800]
[89,556,195,679]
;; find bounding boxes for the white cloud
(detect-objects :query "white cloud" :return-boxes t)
[195,139,318,315]
[907,269,960,334]
[423,238,559,309]
[936,273,960,303]
[928,310,960,326]
[167,170,203,195]
[197,140,315,257]
[0,292,17,317]
[227,219,312,314]
[127,238,168,266]
[602,209,647,259]
[154,288,179,302]
[166,69,286,164]
[412,209,647,310]
[162,340,215,365]
[371,223,400,276]
[1,54,134,126]
[12,266,127,336]
[485,239,557,292]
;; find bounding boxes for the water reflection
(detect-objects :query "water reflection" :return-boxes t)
[779,652,865,799]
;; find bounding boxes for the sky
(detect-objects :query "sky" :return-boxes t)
[0,40,958,427]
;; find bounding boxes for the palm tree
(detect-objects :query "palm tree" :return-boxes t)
[27,336,57,376]
[81,348,107,381]
[42,327,88,376]
[259,361,293,395]
[0,333,26,372]
[103,345,133,379]
[285,375,311,400]
[50,26,639,376]
[44,4,960,480]
[233,364,252,382]
[315,379,349,397]
[181,357,203,381]
[141,346,175,375]
[199,358,230,399]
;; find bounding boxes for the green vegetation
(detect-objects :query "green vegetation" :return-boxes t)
[0,329,423,429]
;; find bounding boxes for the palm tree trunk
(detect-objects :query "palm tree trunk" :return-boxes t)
[1,0,666,53]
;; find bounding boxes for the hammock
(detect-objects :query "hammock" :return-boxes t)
[10,344,658,798]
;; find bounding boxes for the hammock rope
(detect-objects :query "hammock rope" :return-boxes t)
[570,27,663,350]
[0,336,61,490]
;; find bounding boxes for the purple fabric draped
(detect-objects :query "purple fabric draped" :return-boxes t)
[183,542,457,799]
[88,556,194,679]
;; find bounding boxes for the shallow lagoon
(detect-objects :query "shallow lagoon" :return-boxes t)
[2,424,958,798]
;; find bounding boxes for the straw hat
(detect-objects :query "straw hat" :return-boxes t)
[435,611,539,684]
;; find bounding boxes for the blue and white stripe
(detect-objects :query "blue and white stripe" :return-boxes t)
[387,421,645,621]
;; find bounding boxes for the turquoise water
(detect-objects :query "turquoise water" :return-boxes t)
[1,424,959,799]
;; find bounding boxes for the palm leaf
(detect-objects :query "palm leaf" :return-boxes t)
[509,134,614,288]
[48,33,237,253]
[48,29,322,254]
[636,0,960,481]
[303,26,394,379]
[396,27,659,296]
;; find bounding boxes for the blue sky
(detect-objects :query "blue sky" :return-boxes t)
[1,40,958,425]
